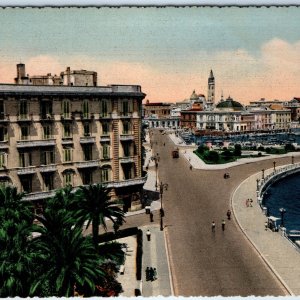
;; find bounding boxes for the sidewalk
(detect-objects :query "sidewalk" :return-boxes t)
[232,167,300,295]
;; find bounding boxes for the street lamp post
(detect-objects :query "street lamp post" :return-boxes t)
[279,207,286,227]
[273,161,276,172]
[151,154,160,191]
[262,169,265,180]
[159,182,168,231]
[256,178,260,191]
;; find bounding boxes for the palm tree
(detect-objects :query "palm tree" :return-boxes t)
[0,186,37,297]
[77,184,125,248]
[30,197,105,297]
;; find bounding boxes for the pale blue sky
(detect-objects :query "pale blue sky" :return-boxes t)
[1,7,300,102]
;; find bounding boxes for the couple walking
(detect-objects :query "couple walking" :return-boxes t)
[146,267,157,281]
[211,220,226,232]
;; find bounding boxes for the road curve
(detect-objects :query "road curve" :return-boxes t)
[152,130,291,296]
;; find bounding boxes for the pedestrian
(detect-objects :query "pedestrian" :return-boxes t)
[150,212,154,222]
[146,229,151,241]
[222,219,226,231]
[146,267,150,281]
[246,199,249,207]
[149,267,154,281]
[190,165,192,170]
[227,210,231,220]
[153,268,157,280]
[250,199,253,207]
[265,221,268,231]
[211,221,216,232]
[163,142,165,146]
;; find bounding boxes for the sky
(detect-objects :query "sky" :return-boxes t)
[1,7,300,103]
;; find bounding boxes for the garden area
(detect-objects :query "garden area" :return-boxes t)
[194,143,298,164]
[0,184,141,297]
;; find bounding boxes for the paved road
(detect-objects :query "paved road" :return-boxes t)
[151,130,292,296]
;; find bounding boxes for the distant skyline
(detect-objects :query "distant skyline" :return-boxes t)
[1,7,300,103]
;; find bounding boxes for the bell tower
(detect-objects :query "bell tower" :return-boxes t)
[207,70,215,105]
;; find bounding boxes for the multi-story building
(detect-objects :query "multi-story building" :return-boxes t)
[143,100,180,129]
[0,81,146,212]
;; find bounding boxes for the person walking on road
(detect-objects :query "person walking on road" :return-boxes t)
[153,268,157,280]
[146,229,151,241]
[222,219,226,231]
[212,221,216,232]
[227,210,231,220]
[265,221,268,231]
[150,212,154,222]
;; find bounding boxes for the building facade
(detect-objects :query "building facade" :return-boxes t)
[0,83,146,212]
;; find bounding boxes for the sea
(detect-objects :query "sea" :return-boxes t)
[262,173,300,232]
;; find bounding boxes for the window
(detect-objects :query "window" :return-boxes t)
[20,126,29,140]
[63,148,73,162]
[0,127,8,142]
[19,101,28,119]
[100,100,111,117]
[63,123,72,138]
[83,123,90,136]
[63,172,73,187]
[123,121,131,134]
[82,144,92,161]
[122,101,129,116]
[83,100,89,118]
[41,101,52,118]
[0,152,6,168]
[62,100,70,118]
[81,171,93,185]
[123,143,131,157]
[122,164,133,180]
[0,101,4,120]
[102,122,109,135]
[100,167,110,182]
[40,150,55,165]
[43,174,54,191]
[19,152,32,167]
[20,177,32,193]
[43,125,52,139]
[101,143,110,159]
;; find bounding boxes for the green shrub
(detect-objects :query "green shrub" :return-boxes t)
[197,144,209,154]
[285,143,295,152]
[258,152,262,157]
[233,144,242,156]
[258,146,264,151]
[205,150,220,163]
[265,147,271,153]
[222,149,233,158]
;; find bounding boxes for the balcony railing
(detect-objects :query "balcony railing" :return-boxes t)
[23,190,56,202]
[100,135,110,142]
[61,138,73,145]
[17,166,36,175]
[80,136,96,144]
[17,114,33,122]
[120,134,134,141]
[119,156,135,164]
[40,113,54,121]
[60,114,74,121]
[107,176,147,188]
[0,141,9,149]
[77,160,99,168]
[0,114,10,122]
[120,112,133,118]
[17,139,56,148]
[99,113,112,119]
[39,165,57,173]
[80,113,94,120]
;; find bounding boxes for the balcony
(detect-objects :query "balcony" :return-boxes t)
[100,155,111,161]
[17,114,33,122]
[80,113,94,121]
[22,190,56,202]
[100,135,110,142]
[61,137,73,145]
[40,113,54,122]
[17,139,56,148]
[99,113,112,119]
[120,134,134,141]
[39,165,57,173]
[119,112,133,118]
[107,176,147,188]
[77,160,99,169]
[60,114,74,122]
[80,136,95,144]
[0,141,9,149]
[17,166,36,175]
[119,156,135,164]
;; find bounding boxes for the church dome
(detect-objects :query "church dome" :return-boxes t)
[216,96,244,111]
[190,90,199,101]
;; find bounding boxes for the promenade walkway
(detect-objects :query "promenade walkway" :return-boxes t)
[232,167,300,295]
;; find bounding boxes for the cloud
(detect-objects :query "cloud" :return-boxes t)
[2,38,300,104]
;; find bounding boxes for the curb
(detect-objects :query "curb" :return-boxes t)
[231,169,294,296]
[164,228,175,296]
